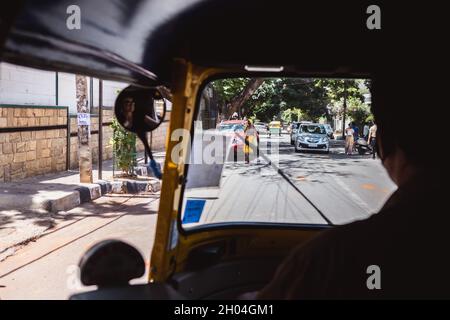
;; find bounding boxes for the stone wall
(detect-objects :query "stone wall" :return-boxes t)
[0,106,170,182]
[0,106,68,182]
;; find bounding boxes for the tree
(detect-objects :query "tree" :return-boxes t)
[211,78,367,125]
[244,78,329,122]
[110,118,137,177]
[211,78,264,118]
[228,78,264,116]
[346,97,371,129]
[317,79,365,136]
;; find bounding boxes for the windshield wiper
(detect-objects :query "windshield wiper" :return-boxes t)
[240,136,334,226]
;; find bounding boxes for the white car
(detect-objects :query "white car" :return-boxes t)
[254,122,268,134]
[295,123,330,153]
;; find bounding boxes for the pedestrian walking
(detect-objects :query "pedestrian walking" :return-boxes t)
[345,123,355,155]
[363,123,370,140]
[367,122,377,159]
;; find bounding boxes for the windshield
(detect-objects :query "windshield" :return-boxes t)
[219,123,244,132]
[180,77,396,231]
[300,125,325,134]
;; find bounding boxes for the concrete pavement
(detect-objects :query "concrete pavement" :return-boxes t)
[0,152,165,261]
[0,194,159,299]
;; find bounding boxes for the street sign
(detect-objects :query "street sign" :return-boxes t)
[77,112,91,126]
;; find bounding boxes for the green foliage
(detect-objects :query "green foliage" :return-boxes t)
[110,118,137,176]
[281,108,305,123]
[316,79,364,103]
[346,97,372,128]
[211,77,369,124]
[245,78,329,122]
[211,78,250,105]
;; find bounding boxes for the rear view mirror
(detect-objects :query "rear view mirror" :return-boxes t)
[115,86,166,133]
[115,86,167,179]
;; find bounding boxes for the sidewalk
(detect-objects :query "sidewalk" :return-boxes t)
[0,151,165,260]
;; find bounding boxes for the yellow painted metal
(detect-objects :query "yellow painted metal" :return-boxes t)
[149,60,227,281]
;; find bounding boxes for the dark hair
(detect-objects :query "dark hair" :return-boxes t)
[371,71,444,166]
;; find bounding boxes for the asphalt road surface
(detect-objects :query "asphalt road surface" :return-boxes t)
[0,135,397,299]
[183,134,397,228]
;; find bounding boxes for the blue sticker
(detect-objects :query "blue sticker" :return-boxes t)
[182,199,206,224]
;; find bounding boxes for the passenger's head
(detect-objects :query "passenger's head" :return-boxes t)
[371,71,445,183]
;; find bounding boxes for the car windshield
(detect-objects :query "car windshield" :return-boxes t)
[180,77,396,231]
[219,123,244,132]
[300,125,325,134]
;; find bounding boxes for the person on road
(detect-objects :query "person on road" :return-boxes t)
[352,123,359,140]
[244,119,259,163]
[367,122,377,159]
[345,123,355,155]
[256,74,449,299]
[352,123,360,153]
[363,123,370,140]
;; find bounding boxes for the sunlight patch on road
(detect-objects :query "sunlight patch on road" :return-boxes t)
[361,183,376,190]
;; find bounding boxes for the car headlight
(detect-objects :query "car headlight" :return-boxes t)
[320,137,329,143]
[297,135,306,142]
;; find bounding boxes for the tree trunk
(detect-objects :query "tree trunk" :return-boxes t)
[341,82,347,138]
[76,75,93,183]
[227,78,264,118]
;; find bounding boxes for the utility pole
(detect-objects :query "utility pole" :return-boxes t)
[76,75,93,183]
[341,80,347,139]
[98,79,103,180]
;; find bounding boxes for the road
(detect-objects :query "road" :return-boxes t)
[0,194,159,300]
[183,134,397,227]
[0,135,397,299]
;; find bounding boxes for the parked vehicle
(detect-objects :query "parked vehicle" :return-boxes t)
[290,121,312,145]
[268,121,282,137]
[323,124,334,139]
[295,123,329,153]
[354,137,373,155]
[254,121,268,134]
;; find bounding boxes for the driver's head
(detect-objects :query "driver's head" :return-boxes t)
[371,70,445,173]
[122,96,135,113]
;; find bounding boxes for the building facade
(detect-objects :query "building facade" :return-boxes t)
[0,63,168,182]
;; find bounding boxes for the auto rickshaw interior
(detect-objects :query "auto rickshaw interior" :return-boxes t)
[0,0,438,300]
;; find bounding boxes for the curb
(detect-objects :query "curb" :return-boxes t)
[44,179,161,213]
